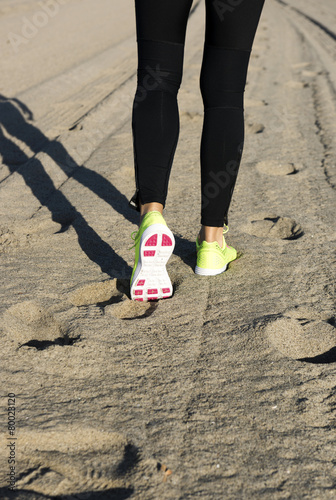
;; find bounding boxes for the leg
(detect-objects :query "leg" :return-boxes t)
[199,0,265,244]
[131,0,193,220]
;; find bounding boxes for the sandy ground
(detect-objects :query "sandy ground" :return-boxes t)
[0,0,336,498]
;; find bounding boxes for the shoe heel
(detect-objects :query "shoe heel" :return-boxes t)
[131,224,175,301]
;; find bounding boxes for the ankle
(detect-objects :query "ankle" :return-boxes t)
[140,202,164,224]
[199,225,223,247]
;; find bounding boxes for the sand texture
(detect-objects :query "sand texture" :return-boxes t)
[0,0,336,498]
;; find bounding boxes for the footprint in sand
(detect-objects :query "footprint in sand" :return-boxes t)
[246,122,265,134]
[106,297,158,320]
[180,110,202,121]
[16,212,62,236]
[243,214,303,239]
[0,214,62,253]
[2,300,71,348]
[0,227,16,251]
[68,279,159,320]
[67,279,125,307]
[0,427,137,497]
[256,160,298,176]
[265,306,336,360]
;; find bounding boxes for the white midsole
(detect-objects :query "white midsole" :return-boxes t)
[194,264,227,276]
[131,224,175,299]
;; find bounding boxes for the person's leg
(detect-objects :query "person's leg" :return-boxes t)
[131,0,193,220]
[199,0,265,245]
[130,0,194,300]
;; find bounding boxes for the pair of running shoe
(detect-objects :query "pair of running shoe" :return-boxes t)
[130,211,237,301]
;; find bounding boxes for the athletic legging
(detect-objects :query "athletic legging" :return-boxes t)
[129,0,265,226]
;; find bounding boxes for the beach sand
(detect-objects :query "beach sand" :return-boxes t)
[0,0,336,498]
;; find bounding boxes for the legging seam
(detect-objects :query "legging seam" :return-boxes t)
[137,37,184,47]
[137,67,182,77]
[203,43,251,52]
[136,88,180,97]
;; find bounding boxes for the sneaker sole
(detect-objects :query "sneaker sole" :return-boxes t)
[194,264,228,276]
[130,223,175,301]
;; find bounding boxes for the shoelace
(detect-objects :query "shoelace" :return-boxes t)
[128,230,139,250]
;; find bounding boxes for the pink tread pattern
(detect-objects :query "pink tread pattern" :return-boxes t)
[145,234,158,246]
[132,228,174,302]
[162,234,173,246]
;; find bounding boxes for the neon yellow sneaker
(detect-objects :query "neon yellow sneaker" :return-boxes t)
[195,227,237,276]
[130,211,175,301]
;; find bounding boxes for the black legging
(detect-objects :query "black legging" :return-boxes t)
[130,0,265,226]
